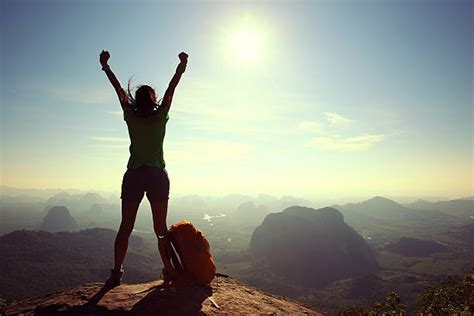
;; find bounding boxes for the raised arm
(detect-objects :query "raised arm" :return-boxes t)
[99,50,127,108]
[161,52,188,112]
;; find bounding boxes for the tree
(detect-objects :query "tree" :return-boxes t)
[415,268,474,314]
[339,292,406,315]
[373,292,406,315]
[339,268,474,315]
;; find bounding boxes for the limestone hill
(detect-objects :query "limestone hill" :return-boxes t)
[250,206,378,288]
[40,206,77,232]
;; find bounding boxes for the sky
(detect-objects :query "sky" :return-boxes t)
[1,0,472,199]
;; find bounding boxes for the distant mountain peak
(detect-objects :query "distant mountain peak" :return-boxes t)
[366,196,399,205]
[359,196,405,213]
[40,206,77,232]
[282,205,344,223]
[251,205,378,288]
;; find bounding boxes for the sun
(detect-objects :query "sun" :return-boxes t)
[228,26,263,62]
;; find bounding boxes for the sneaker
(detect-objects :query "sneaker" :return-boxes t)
[105,268,124,288]
[162,268,172,285]
[162,268,181,286]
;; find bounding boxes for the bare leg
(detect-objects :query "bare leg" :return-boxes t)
[113,200,141,271]
[150,199,174,273]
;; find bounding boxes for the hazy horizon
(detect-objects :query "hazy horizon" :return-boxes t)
[1,1,472,198]
[1,184,471,205]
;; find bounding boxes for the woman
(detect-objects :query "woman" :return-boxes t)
[99,50,188,287]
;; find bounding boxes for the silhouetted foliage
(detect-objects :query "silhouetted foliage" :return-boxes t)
[338,306,370,316]
[372,292,406,315]
[339,291,406,315]
[415,268,474,314]
[339,269,474,315]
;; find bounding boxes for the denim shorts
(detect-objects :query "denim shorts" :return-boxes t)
[120,166,170,202]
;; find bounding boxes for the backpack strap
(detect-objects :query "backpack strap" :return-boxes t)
[167,232,184,272]
[158,232,181,282]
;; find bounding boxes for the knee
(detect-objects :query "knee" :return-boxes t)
[117,225,134,240]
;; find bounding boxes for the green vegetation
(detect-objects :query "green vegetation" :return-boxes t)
[338,269,473,315]
[0,228,160,302]
[339,292,406,315]
[415,269,474,314]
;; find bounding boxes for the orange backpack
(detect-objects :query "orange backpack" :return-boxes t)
[167,221,216,286]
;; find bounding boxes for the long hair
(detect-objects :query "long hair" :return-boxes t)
[127,79,162,117]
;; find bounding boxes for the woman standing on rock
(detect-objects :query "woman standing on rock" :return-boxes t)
[99,50,188,286]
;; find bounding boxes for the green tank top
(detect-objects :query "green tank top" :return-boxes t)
[124,108,169,170]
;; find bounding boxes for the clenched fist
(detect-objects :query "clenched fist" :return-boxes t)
[100,50,110,66]
[179,52,188,64]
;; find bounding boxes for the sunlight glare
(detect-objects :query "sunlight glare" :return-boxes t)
[228,26,263,62]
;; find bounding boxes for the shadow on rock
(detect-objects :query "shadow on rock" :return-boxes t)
[34,284,116,315]
[34,303,115,316]
[33,284,212,315]
[130,284,213,315]
[86,284,116,306]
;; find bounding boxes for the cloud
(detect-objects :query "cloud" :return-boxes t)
[324,112,353,127]
[85,128,118,132]
[90,136,128,142]
[88,136,129,149]
[171,99,292,140]
[89,144,129,149]
[166,139,254,163]
[298,112,385,151]
[311,134,384,151]
[31,83,116,105]
[170,83,298,130]
[297,121,324,132]
[105,110,123,116]
[297,113,352,135]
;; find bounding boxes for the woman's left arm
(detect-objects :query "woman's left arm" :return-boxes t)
[161,52,188,112]
[100,50,127,108]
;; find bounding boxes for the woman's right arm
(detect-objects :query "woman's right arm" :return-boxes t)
[100,50,127,108]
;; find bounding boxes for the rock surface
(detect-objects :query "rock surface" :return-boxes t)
[4,274,323,315]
